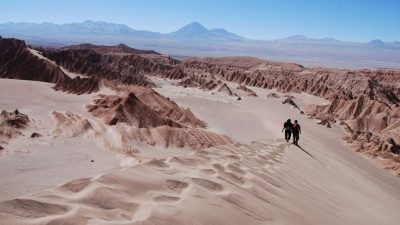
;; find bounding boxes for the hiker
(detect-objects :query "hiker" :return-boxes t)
[282,119,292,142]
[292,120,301,145]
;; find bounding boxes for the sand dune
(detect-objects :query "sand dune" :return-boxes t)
[0,140,290,225]
[1,136,399,224]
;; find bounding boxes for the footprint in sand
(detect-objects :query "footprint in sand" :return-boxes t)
[224,154,241,160]
[218,171,246,185]
[153,195,180,202]
[191,178,224,193]
[143,159,169,168]
[166,179,189,193]
[212,163,225,171]
[169,156,198,166]
[0,199,70,218]
[199,168,216,175]
[227,163,246,175]
[59,177,91,193]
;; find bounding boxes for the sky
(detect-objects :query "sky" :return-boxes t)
[0,0,399,41]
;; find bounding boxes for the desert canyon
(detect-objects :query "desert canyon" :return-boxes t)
[1,36,400,225]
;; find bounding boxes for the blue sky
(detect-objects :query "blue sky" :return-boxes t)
[0,0,399,41]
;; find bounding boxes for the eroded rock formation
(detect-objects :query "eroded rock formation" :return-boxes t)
[37,44,186,87]
[0,37,99,94]
[86,90,232,150]
[0,110,30,147]
[0,38,65,83]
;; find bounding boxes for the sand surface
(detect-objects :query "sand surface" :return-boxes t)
[0,79,127,201]
[1,78,400,224]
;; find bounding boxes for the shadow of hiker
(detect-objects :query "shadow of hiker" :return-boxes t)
[294,144,326,166]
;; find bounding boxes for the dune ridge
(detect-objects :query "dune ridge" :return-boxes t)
[0,139,289,225]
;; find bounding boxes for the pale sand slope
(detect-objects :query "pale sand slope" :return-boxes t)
[0,79,128,201]
[1,78,400,224]
[160,79,400,224]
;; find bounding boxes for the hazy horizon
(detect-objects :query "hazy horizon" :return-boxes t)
[1,19,397,43]
[1,0,399,42]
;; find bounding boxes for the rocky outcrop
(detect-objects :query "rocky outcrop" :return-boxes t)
[282,96,302,112]
[236,85,257,97]
[216,83,235,96]
[0,110,29,147]
[267,93,280,98]
[177,76,200,88]
[0,39,184,94]
[87,93,182,128]
[86,89,232,150]
[51,111,96,138]
[104,85,206,128]
[38,44,186,87]
[0,37,99,94]
[59,43,161,55]
[0,37,66,83]
[39,48,154,87]
[53,76,100,94]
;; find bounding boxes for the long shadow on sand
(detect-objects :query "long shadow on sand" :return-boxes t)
[295,144,326,166]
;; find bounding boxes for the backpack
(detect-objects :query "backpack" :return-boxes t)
[284,121,292,131]
[292,123,301,132]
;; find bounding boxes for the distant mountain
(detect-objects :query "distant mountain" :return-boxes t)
[283,35,309,41]
[0,20,161,39]
[168,22,244,40]
[0,20,244,42]
[279,35,343,44]
[366,39,400,49]
[0,20,399,69]
[368,39,386,47]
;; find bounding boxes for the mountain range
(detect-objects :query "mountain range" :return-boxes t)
[0,20,400,69]
[0,20,245,41]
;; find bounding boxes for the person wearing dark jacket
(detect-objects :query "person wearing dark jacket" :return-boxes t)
[282,119,292,142]
[292,120,301,145]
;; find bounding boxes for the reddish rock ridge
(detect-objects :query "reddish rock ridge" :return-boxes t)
[90,85,206,128]
[124,86,206,128]
[87,93,182,128]
[53,76,99,95]
[183,56,400,174]
[86,89,231,150]
[0,37,99,94]
[184,56,304,71]
[58,43,180,66]
[236,85,257,97]
[37,44,186,87]
[177,75,237,96]
[0,37,65,83]
[60,43,161,56]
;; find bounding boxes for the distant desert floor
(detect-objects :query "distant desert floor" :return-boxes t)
[1,78,400,225]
